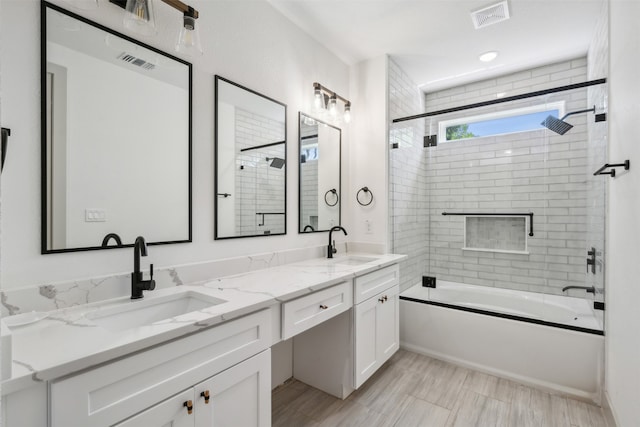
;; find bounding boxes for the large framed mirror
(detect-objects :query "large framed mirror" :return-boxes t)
[298,113,341,233]
[214,76,287,239]
[41,2,192,253]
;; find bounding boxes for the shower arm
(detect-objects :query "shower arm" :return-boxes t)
[560,106,595,121]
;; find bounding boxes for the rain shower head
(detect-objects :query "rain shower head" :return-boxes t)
[266,157,285,169]
[540,105,596,135]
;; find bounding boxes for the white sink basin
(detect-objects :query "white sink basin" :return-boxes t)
[85,291,226,331]
[334,256,378,266]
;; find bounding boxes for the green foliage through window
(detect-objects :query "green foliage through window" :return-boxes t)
[446,124,478,140]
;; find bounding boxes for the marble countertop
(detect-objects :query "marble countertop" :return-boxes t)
[1,252,405,395]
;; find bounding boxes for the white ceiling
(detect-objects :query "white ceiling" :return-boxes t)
[268,0,605,92]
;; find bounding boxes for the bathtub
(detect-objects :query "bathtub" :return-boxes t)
[399,281,604,403]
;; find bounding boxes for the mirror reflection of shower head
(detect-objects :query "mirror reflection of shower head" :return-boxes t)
[540,105,596,135]
[266,157,285,169]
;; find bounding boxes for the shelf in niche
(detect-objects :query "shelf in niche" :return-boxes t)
[463,216,529,254]
[462,247,530,255]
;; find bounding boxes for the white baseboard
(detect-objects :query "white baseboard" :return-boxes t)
[602,391,619,427]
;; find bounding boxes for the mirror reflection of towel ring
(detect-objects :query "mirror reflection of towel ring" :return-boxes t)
[324,189,339,207]
[356,187,373,206]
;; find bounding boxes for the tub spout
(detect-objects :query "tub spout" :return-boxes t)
[562,286,595,294]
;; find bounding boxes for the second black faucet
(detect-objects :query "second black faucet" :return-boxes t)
[328,226,348,258]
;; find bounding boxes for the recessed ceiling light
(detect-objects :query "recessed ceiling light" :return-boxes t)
[479,51,498,62]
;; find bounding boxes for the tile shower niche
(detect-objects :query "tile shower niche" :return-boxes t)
[463,216,529,254]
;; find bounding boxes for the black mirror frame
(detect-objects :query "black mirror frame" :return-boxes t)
[214,75,288,240]
[40,1,193,254]
[298,112,342,234]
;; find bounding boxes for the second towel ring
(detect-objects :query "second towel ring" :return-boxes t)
[356,187,374,206]
[324,189,339,207]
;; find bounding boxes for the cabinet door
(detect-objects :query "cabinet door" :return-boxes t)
[195,349,271,427]
[377,285,400,363]
[114,389,194,427]
[354,294,379,389]
[354,285,400,389]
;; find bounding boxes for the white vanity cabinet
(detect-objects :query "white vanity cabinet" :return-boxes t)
[293,263,400,398]
[115,349,271,427]
[353,280,400,388]
[50,309,272,427]
[353,264,400,388]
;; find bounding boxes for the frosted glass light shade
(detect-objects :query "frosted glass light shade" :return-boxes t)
[123,0,156,37]
[176,15,203,56]
[343,104,351,123]
[328,95,337,116]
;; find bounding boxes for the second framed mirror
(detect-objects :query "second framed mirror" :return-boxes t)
[214,76,287,239]
[299,113,341,233]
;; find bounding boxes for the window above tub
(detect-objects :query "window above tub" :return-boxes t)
[438,101,566,143]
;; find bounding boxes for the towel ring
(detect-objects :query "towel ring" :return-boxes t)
[356,187,373,206]
[324,189,339,207]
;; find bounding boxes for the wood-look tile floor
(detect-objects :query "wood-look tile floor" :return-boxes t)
[272,350,607,427]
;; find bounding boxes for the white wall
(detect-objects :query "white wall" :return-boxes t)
[348,56,388,248]
[0,0,350,290]
[605,1,640,425]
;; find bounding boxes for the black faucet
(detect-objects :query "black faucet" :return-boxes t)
[131,236,155,299]
[562,285,595,294]
[101,232,123,247]
[303,225,315,232]
[328,226,348,258]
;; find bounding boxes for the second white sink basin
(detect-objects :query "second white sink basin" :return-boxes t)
[85,291,226,331]
[334,256,378,266]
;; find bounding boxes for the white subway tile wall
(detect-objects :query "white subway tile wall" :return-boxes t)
[388,58,429,292]
[235,109,286,236]
[389,57,607,298]
[300,123,319,230]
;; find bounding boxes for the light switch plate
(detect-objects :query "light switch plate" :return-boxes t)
[85,208,106,222]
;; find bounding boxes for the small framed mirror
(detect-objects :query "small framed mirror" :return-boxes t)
[42,2,192,253]
[214,76,287,239]
[298,113,341,233]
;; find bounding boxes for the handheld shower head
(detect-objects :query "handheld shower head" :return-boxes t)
[541,105,596,135]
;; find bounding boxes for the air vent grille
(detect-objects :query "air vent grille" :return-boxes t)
[117,52,156,70]
[470,1,510,29]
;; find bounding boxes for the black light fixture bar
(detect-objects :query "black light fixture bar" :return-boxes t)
[314,82,350,105]
[392,78,607,123]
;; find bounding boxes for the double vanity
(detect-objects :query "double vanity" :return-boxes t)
[8,4,403,426]
[1,252,404,427]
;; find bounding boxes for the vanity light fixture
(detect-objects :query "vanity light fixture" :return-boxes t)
[328,94,338,116]
[312,82,353,123]
[314,84,323,109]
[344,102,351,123]
[176,6,203,55]
[111,0,202,55]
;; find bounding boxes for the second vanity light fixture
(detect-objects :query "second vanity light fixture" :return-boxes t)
[110,0,203,55]
[313,82,352,123]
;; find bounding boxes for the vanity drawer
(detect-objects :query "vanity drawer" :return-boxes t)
[282,281,352,339]
[50,309,271,427]
[354,264,399,304]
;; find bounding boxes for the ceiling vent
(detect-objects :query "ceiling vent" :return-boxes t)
[117,52,156,70]
[470,1,510,29]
